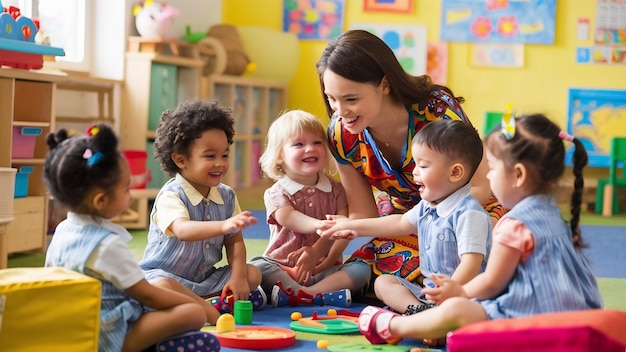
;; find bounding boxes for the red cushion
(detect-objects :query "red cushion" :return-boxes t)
[446,310,626,352]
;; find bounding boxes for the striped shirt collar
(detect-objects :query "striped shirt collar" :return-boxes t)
[175,173,224,206]
[428,183,472,218]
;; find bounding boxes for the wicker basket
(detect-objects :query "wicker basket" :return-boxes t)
[0,167,16,224]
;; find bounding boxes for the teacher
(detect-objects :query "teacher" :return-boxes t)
[316,29,504,297]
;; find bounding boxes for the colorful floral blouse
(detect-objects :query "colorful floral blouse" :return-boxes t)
[327,89,471,213]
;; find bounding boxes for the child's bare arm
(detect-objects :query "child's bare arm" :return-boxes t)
[169,211,257,241]
[463,241,520,300]
[314,206,350,271]
[316,238,349,272]
[450,253,484,285]
[126,279,195,309]
[318,213,413,239]
[273,205,322,234]
[223,232,251,300]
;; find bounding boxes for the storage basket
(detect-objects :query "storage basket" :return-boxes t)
[123,150,150,189]
[14,166,34,198]
[0,167,16,223]
[12,126,43,159]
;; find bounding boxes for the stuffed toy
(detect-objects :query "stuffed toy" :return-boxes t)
[133,1,179,40]
[197,24,250,76]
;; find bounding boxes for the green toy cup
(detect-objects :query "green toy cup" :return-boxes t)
[234,300,253,324]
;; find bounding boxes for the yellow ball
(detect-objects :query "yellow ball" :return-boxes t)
[317,339,329,349]
[327,309,337,316]
[291,311,302,321]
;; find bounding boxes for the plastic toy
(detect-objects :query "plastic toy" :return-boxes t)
[211,293,235,313]
[214,326,295,350]
[215,313,235,333]
[185,25,206,43]
[0,1,65,69]
[290,309,360,334]
[234,300,253,324]
[317,339,330,348]
[290,311,303,320]
[133,0,179,40]
[327,343,412,352]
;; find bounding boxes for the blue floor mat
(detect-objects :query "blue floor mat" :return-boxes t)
[244,211,626,279]
[205,303,442,352]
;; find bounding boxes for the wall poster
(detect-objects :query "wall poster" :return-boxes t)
[593,0,626,64]
[283,0,344,40]
[566,88,626,167]
[441,0,556,44]
[350,23,427,76]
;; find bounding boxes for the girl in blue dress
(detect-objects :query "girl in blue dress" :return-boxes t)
[44,124,220,352]
[357,113,603,344]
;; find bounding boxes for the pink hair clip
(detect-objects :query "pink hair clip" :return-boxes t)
[83,148,104,166]
[558,131,574,142]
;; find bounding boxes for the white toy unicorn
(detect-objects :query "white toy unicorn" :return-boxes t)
[133,1,179,40]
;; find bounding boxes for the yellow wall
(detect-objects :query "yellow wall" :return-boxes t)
[223,0,626,135]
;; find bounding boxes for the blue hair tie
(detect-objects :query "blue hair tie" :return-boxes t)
[82,149,104,167]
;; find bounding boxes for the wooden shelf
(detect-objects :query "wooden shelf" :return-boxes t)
[201,74,287,189]
[1,70,58,266]
[120,51,205,229]
[0,68,123,267]
[119,50,288,229]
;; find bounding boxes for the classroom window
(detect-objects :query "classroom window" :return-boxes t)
[12,0,92,72]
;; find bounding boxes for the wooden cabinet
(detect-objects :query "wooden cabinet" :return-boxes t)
[0,69,65,265]
[200,74,287,189]
[119,54,288,229]
[120,53,205,228]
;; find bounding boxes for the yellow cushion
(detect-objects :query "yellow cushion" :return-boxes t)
[0,267,101,352]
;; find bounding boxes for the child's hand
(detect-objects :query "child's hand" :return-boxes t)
[223,278,251,302]
[422,273,465,305]
[292,247,318,284]
[315,217,358,240]
[222,211,258,234]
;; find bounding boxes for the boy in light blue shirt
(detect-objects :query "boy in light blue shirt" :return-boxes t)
[317,119,492,315]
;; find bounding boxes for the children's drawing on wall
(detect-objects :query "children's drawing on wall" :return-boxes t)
[283,0,344,40]
[440,0,556,44]
[566,88,626,167]
[470,43,524,68]
[427,43,448,85]
[350,23,427,75]
[363,0,414,13]
[592,0,626,64]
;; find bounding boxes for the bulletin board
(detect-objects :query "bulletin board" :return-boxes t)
[566,88,626,167]
[350,23,427,76]
[282,0,344,40]
[440,0,556,44]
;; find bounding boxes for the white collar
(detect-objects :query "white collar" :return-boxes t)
[66,211,132,242]
[276,172,332,195]
[176,173,224,206]
[428,183,472,218]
